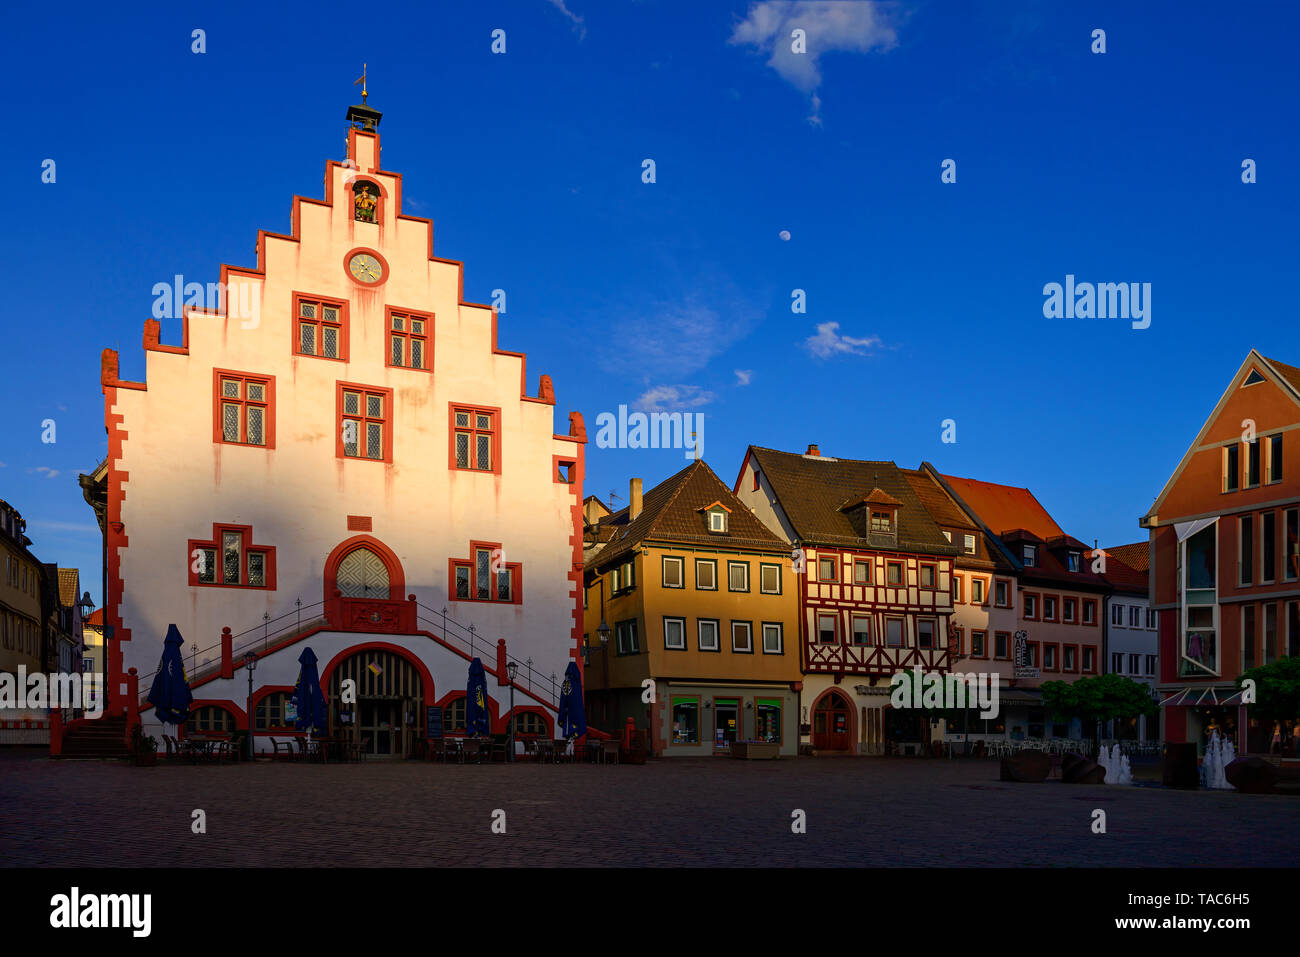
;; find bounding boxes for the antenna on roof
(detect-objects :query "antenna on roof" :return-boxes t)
[608,490,622,508]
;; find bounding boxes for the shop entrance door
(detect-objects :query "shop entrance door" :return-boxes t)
[358,699,401,756]
[714,699,739,751]
[812,692,852,751]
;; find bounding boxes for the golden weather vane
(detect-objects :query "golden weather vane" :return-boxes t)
[354,63,368,103]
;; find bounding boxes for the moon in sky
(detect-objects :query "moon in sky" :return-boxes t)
[779,230,791,241]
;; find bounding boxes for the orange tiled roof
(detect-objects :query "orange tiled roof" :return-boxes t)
[1106,541,1149,573]
[940,475,1065,541]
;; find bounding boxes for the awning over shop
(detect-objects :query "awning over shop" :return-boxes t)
[998,689,1044,706]
[1160,687,1244,707]
[1174,516,1216,542]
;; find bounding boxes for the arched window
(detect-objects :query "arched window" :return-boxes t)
[444,697,466,733]
[186,706,235,733]
[353,182,379,223]
[255,692,295,731]
[508,711,546,737]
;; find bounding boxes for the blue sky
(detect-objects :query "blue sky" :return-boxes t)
[5,0,1297,606]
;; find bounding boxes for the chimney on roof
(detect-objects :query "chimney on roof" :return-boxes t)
[806,444,820,457]
[630,478,643,521]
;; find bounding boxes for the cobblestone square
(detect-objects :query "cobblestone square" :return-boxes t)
[3,751,1297,867]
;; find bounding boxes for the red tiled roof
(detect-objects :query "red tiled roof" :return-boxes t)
[903,468,1015,571]
[1106,541,1150,573]
[1264,355,1300,395]
[86,609,104,626]
[940,475,1064,540]
[1093,548,1148,594]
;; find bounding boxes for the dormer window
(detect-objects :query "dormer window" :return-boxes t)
[870,510,893,533]
[700,501,732,534]
[963,534,976,555]
[1023,545,1038,567]
[1067,550,1081,572]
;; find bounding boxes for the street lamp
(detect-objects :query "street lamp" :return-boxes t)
[506,661,518,762]
[244,652,257,761]
[596,621,611,725]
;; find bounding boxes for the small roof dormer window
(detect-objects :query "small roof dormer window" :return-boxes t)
[870,510,893,533]
[1067,550,1081,572]
[699,501,732,534]
[1023,544,1038,567]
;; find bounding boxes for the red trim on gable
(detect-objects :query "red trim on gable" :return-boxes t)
[102,382,131,704]
[143,317,189,356]
[553,454,578,485]
[323,535,406,602]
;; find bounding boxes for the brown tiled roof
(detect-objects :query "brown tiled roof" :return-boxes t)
[1093,548,1148,594]
[586,460,787,570]
[1106,541,1149,573]
[56,568,80,608]
[1264,355,1300,395]
[748,447,959,555]
[904,469,1015,571]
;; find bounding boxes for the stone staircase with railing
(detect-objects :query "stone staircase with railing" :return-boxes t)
[59,714,130,759]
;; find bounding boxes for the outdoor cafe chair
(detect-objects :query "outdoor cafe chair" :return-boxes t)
[349,737,370,762]
[461,739,483,764]
[294,736,317,762]
[520,738,538,763]
[600,739,620,765]
[269,738,296,761]
[428,739,446,762]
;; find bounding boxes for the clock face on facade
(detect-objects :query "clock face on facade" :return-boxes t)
[348,252,384,284]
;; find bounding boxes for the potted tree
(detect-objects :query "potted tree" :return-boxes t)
[132,725,158,767]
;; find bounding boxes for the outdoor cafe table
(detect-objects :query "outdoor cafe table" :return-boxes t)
[312,735,348,763]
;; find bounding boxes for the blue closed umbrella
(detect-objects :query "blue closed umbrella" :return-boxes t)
[557,661,587,739]
[147,624,194,725]
[466,658,491,736]
[292,647,327,733]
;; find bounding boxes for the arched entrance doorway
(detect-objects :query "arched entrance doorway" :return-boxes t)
[812,690,853,751]
[336,547,390,598]
[325,647,427,758]
[324,535,405,603]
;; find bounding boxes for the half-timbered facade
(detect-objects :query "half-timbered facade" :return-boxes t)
[85,101,586,756]
[735,445,960,754]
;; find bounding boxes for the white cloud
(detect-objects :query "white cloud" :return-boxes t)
[634,385,716,412]
[730,1,903,124]
[28,520,99,535]
[804,322,882,358]
[734,369,754,386]
[611,295,755,379]
[28,466,61,479]
[546,0,587,40]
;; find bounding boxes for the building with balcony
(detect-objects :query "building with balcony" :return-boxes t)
[86,100,586,756]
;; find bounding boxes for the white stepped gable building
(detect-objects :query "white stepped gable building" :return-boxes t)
[94,101,587,755]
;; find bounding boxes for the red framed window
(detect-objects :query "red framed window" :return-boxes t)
[294,293,347,360]
[213,370,275,448]
[950,625,964,657]
[450,405,501,473]
[1023,591,1039,620]
[449,541,521,604]
[188,523,276,589]
[1082,598,1098,625]
[971,629,988,659]
[337,383,393,463]
[386,307,431,371]
[1063,644,1078,673]
[1043,642,1059,671]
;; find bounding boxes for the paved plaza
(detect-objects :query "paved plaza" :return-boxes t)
[2,750,1296,867]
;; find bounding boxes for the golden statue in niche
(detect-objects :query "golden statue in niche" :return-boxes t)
[354,184,378,223]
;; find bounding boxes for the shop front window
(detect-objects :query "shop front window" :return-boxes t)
[756,699,782,743]
[672,697,699,744]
